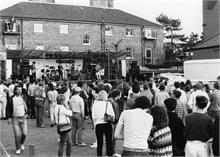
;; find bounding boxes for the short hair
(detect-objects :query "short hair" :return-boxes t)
[98,90,108,101]
[217,76,220,80]
[57,94,65,105]
[173,90,181,98]
[149,82,153,89]
[150,105,169,129]
[195,82,203,90]
[103,83,112,94]
[174,81,180,88]
[132,81,140,94]
[159,83,165,90]
[143,83,149,90]
[164,98,177,111]
[77,81,83,88]
[14,85,22,95]
[110,89,121,98]
[196,95,208,109]
[134,96,150,109]
[213,82,220,90]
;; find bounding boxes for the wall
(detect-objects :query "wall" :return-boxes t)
[203,0,220,40]
[192,47,220,59]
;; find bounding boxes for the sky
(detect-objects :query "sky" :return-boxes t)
[0,0,203,36]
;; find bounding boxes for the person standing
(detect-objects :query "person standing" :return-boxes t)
[164,98,186,156]
[69,87,86,146]
[208,82,220,119]
[31,61,36,79]
[212,113,220,156]
[47,82,58,127]
[6,85,28,155]
[0,81,8,120]
[34,82,46,128]
[114,96,153,156]
[154,83,170,106]
[188,82,210,112]
[28,79,37,119]
[54,94,72,157]
[148,105,173,157]
[92,90,115,156]
[185,96,213,157]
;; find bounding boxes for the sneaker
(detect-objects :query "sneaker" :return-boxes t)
[78,142,87,146]
[90,143,97,148]
[50,124,54,127]
[113,153,121,157]
[16,149,21,154]
[40,125,45,128]
[21,144,25,150]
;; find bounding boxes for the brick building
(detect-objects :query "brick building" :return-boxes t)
[0,0,164,80]
[192,0,220,59]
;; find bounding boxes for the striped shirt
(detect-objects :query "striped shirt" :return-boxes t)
[148,126,173,157]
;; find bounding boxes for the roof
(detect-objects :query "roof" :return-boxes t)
[0,2,162,27]
[6,49,129,59]
[193,33,220,50]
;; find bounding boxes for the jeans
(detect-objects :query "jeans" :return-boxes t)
[71,113,84,144]
[36,107,44,127]
[121,150,149,156]
[58,131,71,157]
[95,123,113,156]
[185,141,210,157]
[12,116,27,150]
[0,96,7,118]
[49,103,56,124]
[29,96,36,118]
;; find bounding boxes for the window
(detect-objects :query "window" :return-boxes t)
[126,28,133,36]
[105,27,113,36]
[82,35,90,45]
[5,44,17,50]
[126,47,134,58]
[60,24,68,34]
[35,45,44,50]
[34,23,43,33]
[60,46,69,51]
[144,48,152,64]
[144,29,157,39]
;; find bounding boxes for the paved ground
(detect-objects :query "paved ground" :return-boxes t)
[0,118,123,157]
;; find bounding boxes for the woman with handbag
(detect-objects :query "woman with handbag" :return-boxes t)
[54,94,73,157]
[92,90,115,156]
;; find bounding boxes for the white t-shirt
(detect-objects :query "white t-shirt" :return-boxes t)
[54,105,72,125]
[188,90,210,112]
[118,108,153,149]
[92,100,115,126]
[13,96,26,117]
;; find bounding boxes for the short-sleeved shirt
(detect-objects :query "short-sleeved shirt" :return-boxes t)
[118,108,153,149]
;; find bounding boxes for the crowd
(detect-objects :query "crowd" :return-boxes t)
[0,75,220,157]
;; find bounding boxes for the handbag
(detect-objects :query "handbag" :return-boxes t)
[104,101,114,123]
[57,107,71,134]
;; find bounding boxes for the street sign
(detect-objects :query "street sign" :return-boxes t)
[0,52,6,60]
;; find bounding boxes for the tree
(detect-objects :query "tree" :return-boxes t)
[156,14,201,63]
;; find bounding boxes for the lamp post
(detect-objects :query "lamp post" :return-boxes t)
[107,50,110,81]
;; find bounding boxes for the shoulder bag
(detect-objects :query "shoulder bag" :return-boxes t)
[104,101,115,123]
[57,107,72,134]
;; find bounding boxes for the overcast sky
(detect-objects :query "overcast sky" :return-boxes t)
[0,0,203,36]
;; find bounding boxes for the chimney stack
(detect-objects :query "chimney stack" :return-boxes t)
[90,0,114,8]
[28,0,55,3]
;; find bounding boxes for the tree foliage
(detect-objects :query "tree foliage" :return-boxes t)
[156,14,201,63]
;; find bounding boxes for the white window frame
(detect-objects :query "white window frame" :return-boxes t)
[34,23,43,33]
[5,44,17,50]
[105,27,113,36]
[126,28,133,37]
[82,35,91,45]
[126,47,134,59]
[60,24,69,34]
[144,48,152,64]
[60,46,69,52]
[35,45,44,50]
[144,28,157,39]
